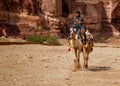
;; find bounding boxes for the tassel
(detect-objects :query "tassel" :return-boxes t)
[68,48,71,52]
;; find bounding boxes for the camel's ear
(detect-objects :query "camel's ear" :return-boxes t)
[86,29,89,34]
[86,29,89,32]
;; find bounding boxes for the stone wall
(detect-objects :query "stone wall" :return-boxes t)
[0,11,46,37]
[69,0,120,36]
[0,0,45,37]
[0,0,120,37]
[42,0,57,16]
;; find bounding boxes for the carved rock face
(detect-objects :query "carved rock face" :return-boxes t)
[0,0,120,37]
[0,0,42,14]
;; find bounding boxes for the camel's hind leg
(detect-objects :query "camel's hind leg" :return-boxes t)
[85,53,89,69]
[83,47,89,69]
[84,56,88,69]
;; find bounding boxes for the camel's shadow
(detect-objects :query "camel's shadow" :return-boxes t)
[88,66,111,72]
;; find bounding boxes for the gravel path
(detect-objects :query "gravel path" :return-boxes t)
[0,44,120,86]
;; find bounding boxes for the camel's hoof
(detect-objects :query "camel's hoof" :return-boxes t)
[83,65,88,70]
[71,66,77,72]
[72,66,80,72]
[82,68,89,71]
[77,65,81,70]
[72,69,77,72]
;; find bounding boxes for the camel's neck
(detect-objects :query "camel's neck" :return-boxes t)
[70,39,76,48]
[86,42,93,52]
[70,39,82,48]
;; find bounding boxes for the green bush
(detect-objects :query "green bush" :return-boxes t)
[26,35,60,45]
[46,36,59,45]
[26,35,45,44]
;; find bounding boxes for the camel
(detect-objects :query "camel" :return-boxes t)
[68,29,94,71]
[82,30,94,69]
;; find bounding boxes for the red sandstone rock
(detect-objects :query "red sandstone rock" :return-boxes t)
[0,0,119,38]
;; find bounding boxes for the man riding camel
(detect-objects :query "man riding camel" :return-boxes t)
[68,11,86,45]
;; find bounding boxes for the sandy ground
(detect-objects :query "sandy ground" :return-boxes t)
[0,44,120,86]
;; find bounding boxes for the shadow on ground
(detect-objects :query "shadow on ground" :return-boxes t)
[88,66,111,72]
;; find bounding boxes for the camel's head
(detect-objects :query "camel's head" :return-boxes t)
[70,28,77,39]
[86,30,94,52]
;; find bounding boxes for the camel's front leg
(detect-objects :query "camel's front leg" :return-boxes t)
[73,48,80,71]
[73,48,77,71]
[77,50,81,69]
